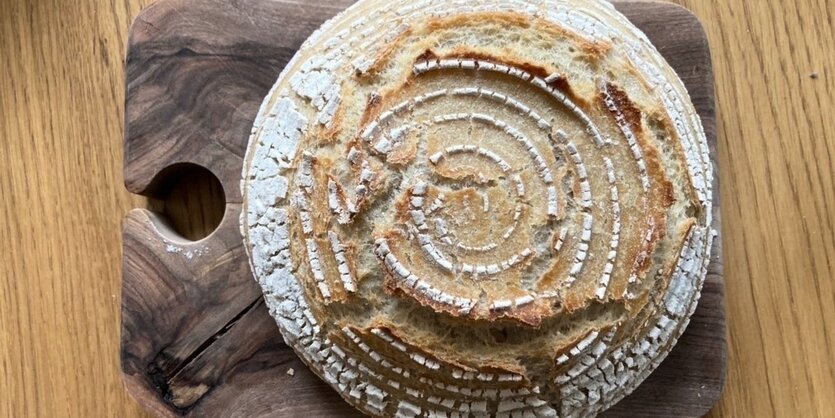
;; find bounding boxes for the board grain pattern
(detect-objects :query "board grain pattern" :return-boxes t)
[120,0,724,416]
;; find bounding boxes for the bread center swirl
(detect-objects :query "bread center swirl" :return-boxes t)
[352,58,621,322]
[428,145,522,253]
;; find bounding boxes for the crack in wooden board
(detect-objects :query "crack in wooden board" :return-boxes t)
[120,0,725,416]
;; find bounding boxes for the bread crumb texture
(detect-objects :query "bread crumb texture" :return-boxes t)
[241,0,714,416]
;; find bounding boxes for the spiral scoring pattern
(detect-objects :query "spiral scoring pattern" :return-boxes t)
[242,1,714,417]
[366,57,625,320]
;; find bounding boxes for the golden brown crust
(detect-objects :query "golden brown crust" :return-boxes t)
[601,82,644,135]
[360,93,384,128]
[424,12,610,59]
[357,27,415,76]
[597,82,673,298]
[649,109,704,215]
[440,47,589,108]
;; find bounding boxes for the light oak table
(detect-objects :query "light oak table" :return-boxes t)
[0,0,832,417]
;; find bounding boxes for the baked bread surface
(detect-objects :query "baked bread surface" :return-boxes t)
[241,0,714,416]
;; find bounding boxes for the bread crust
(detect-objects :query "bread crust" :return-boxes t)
[241,1,714,416]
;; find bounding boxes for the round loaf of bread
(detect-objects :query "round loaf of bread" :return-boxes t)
[241,0,714,416]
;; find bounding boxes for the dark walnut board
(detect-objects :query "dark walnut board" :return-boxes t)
[121,0,725,416]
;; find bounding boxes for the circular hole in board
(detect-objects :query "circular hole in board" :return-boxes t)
[146,163,225,241]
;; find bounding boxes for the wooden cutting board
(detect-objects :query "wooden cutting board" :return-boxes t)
[121,1,725,416]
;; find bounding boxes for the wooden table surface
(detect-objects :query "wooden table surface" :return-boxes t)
[0,0,832,417]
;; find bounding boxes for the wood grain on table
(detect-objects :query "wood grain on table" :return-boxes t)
[0,0,832,417]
